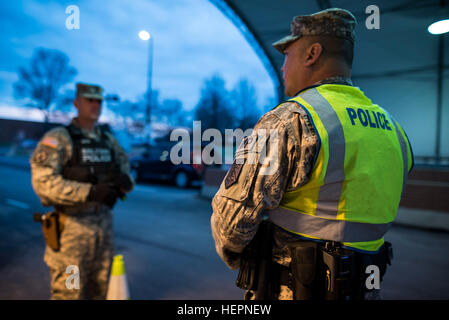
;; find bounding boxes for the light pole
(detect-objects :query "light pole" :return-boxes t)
[428,10,448,163]
[138,30,153,148]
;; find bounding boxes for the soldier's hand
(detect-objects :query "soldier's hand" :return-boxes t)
[115,173,133,193]
[88,183,120,208]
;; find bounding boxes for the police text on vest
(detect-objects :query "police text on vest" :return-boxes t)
[346,107,392,131]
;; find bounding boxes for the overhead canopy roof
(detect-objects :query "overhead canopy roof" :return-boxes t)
[211,0,449,159]
[212,0,447,100]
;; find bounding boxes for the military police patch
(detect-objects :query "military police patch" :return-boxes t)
[225,159,245,189]
[32,145,57,166]
[35,150,47,163]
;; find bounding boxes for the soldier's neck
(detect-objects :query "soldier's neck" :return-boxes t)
[308,61,352,87]
[74,117,96,132]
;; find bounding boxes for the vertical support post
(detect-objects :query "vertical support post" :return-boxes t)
[146,36,153,149]
[435,34,444,162]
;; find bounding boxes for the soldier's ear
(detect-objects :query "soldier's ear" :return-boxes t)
[73,97,80,110]
[304,42,323,67]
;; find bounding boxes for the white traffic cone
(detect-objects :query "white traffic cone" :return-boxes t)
[106,254,130,300]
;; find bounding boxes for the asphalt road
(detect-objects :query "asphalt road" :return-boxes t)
[0,163,448,300]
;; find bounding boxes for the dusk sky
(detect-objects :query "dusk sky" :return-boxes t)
[0,0,276,120]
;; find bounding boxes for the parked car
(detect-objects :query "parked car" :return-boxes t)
[19,139,38,149]
[129,142,204,188]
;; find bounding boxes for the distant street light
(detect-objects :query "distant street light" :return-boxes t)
[138,30,151,41]
[139,30,153,148]
[428,19,449,35]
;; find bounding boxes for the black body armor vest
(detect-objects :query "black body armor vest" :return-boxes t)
[62,124,119,184]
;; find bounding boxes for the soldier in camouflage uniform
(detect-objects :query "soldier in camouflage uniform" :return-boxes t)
[30,83,134,299]
[211,9,391,300]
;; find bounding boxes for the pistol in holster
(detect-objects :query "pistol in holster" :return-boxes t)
[236,220,279,300]
[289,241,357,300]
[320,242,357,300]
[33,211,62,251]
[289,240,393,300]
[288,241,320,300]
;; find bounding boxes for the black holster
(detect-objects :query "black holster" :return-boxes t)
[321,243,357,300]
[236,221,279,300]
[288,241,393,300]
[33,212,61,251]
[289,241,320,300]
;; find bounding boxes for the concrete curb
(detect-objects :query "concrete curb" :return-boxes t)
[395,207,449,233]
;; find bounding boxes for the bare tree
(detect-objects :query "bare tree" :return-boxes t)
[157,99,190,127]
[194,74,235,134]
[231,78,261,130]
[13,48,77,122]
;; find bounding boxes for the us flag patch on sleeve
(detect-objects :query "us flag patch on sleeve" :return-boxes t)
[41,137,59,149]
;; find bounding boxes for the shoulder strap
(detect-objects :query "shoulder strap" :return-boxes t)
[98,125,111,142]
[97,125,117,163]
[65,123,83,140]
[64,124,81,165]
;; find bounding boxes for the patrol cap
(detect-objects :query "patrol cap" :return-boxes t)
[272,8,357,53]
[76,82,104,100]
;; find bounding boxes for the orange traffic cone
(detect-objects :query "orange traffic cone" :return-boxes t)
[106,255,130,300]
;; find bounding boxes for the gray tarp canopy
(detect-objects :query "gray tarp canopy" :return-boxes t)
[211,0,449,160]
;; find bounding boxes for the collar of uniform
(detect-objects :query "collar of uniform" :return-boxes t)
[315,76,353,86]
[71,118,101,140]
[292,76,353,97]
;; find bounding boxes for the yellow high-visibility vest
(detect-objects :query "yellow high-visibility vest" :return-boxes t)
[268,84,414,252]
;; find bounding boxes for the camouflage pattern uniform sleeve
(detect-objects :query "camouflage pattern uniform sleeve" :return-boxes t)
[30,127,92,206]
[105,132,135,192]
[211,102,302,269]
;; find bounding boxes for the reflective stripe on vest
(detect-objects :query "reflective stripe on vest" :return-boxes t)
[299,87,345,219]
[267,85,413,251]
[381,107,409,195]
[268,207,393,242]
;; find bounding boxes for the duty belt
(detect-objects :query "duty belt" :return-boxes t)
[280,240,393,300]
[54,202,108,215]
